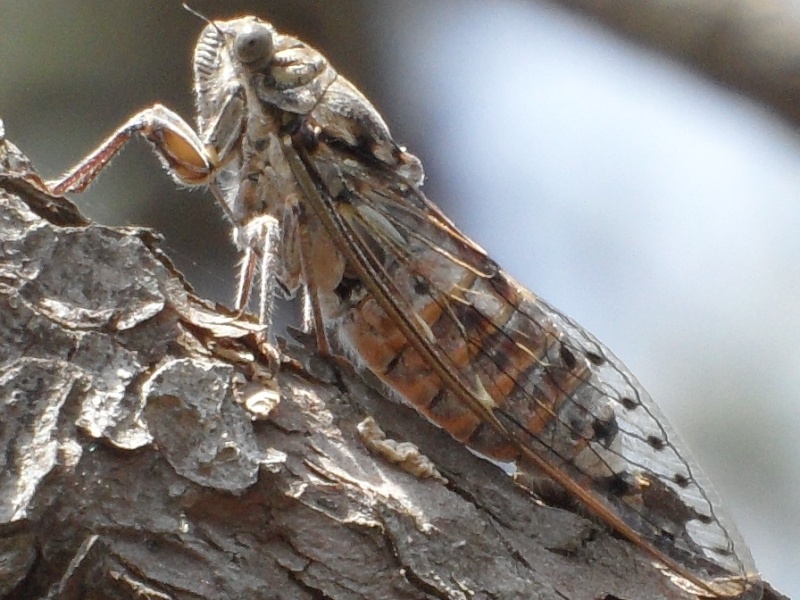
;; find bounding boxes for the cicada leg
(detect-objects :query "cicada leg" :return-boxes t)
[45,104,283,374]
[47,104,214,195]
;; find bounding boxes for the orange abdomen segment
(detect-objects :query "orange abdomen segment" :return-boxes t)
[338,268,592,464]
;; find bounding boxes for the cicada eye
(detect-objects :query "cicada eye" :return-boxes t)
[234,22,274,67]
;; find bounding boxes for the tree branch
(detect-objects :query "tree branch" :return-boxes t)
[547,0,800,127]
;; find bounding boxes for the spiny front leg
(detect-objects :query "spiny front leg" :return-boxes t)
[44,103,286,377]
[47,104,215,195]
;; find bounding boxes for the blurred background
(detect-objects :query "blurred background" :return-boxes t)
[1,1,798,595]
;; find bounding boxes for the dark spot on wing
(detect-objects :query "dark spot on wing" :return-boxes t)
[320,131,392,174]
[491,345,514,373]
[586,351,605,366]
[559,344,577,370]
[697,514,713,525]
[427,388,449,416]
[600,473,634,497]
[620,397,638,411]
[673,473,690,488]
[592,413,619,448]
[384,352,402,377]
[352,125,394,165]
[413,278,429,296]
[456,305,485,335]
[483,271,522,312]
[647,435,665,450]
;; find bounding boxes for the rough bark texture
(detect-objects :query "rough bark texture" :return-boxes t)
[0,130,788,600]
[549,0,800,127]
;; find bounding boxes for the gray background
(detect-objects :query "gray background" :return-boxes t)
[1,1,797,595]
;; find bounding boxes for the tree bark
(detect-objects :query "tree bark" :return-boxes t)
[0,128,788,600]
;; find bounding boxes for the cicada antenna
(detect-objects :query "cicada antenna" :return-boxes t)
[182,3,223,35]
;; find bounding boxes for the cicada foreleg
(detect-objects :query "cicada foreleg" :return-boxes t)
[47,104,215,195]
[45,103,284,372]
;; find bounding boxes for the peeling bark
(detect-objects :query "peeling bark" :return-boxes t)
[0,128,787,600]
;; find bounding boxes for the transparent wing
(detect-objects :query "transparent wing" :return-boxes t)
[288,125,762,599]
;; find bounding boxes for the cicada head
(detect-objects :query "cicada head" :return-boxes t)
[193,16,337,135]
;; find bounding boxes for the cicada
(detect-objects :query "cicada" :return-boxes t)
[47,10,762,599]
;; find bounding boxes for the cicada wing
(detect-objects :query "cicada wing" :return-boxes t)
[289,127,762,599]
